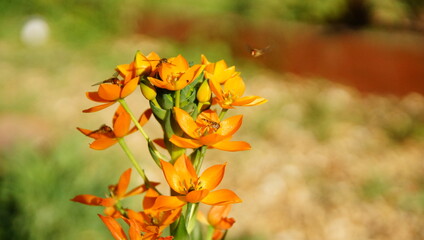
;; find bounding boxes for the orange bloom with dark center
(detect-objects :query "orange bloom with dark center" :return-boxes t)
[169,107,251,152]
[208,205,236,240]
[201,54,239,84]
[77,105,152,150]
[126,189,181,239]
[209,75,268,109]
[151,154,242,211]
[71,169,153,218]
[98,214,173,240]
[148,54,204,91]
[84,61,140,113]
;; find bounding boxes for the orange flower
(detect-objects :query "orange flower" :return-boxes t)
[201,55,239,84]
[132,51,162,77]
[151,154,242,211]
[77,105,152,150]
[84,62,140,113]
[148,54,204,91]
[208,205,235,240]
[71,168,153,218]
[209,75,267,109]
[169,107,251,152]
[99,215,173,240]
[126,189,181,240]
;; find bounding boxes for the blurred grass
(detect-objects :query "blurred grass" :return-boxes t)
[1,0,424,239]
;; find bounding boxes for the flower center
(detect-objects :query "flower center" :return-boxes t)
[222,91,236,106]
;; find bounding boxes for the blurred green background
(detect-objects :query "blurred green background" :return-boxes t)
[1,0,424,239]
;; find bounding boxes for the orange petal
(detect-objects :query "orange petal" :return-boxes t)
[128,218,143,240]
[198,134,227,146]
[98,214,128,240]
[142,188,160,211]
[129,108,153,134]
[121,77,139,98]
[173,155,198,189]
[90,138,117,150]
[160,160,185,194]
[170,135,202,149]
[175,64,205,90]
[208,204,233,228]
[153,138,166,149]
[232,96,268,107]
[113,107,131,137]
[208,78,224,101]
[197,109,220,124]
[82,102,115,113]
[114,168,131,198]
[152,195,186,211]
[98,84,121,101]
[199,164,226,191]
[86,91,109,102]
[113,106,131,138]
[147,77,168,89]
[217,115,243,136]
[211,140,251,152]
[126,182,159,199]
[186,189,210,203]
[201,189,242,205]
[173,107,200,139]
[71,195,115,207]
[224,76,245,97]
[76,127,98,139]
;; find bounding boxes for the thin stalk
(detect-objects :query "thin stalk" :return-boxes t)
[193,146,207,174]
[118,99,149,140]
[175,90,181,108]
[205,225,215,240]
[185,202,199,233]
[118,98,168,161]
[219,108,228,120]
[117,138,150,188]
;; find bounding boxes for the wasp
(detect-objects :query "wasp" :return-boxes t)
[248,45,271,57]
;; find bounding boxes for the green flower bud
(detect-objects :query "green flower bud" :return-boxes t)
[140,81,157,100]
[197,80,211,103]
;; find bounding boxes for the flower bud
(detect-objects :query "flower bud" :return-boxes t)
[197,80,211,103]
[140,81,157,100]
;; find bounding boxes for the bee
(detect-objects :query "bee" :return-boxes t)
[91,72,121,86]
[201,118,220,131]
[143,58,175,67]
[248,45,271,57]
[87,124,113,137]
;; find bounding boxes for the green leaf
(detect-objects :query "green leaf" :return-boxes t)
[173,215,190,240]
[150,101,166,120]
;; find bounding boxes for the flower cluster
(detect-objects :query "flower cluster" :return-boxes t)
[73,51,267,239]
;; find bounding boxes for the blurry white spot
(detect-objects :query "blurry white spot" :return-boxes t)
[21,16,50,47]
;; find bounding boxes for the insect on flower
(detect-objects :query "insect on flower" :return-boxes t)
[87,124,113,137]
[197,117,221,136]
[248,45,271,57]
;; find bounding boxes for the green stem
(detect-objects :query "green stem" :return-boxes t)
[117,138,150,187]
[185,202,199,233]
[193,146,207,174]
[175,90,181,108]
[118,98,169,162]
[205,225,215,240]
[118,99,149,140]
[219,108,228,120]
